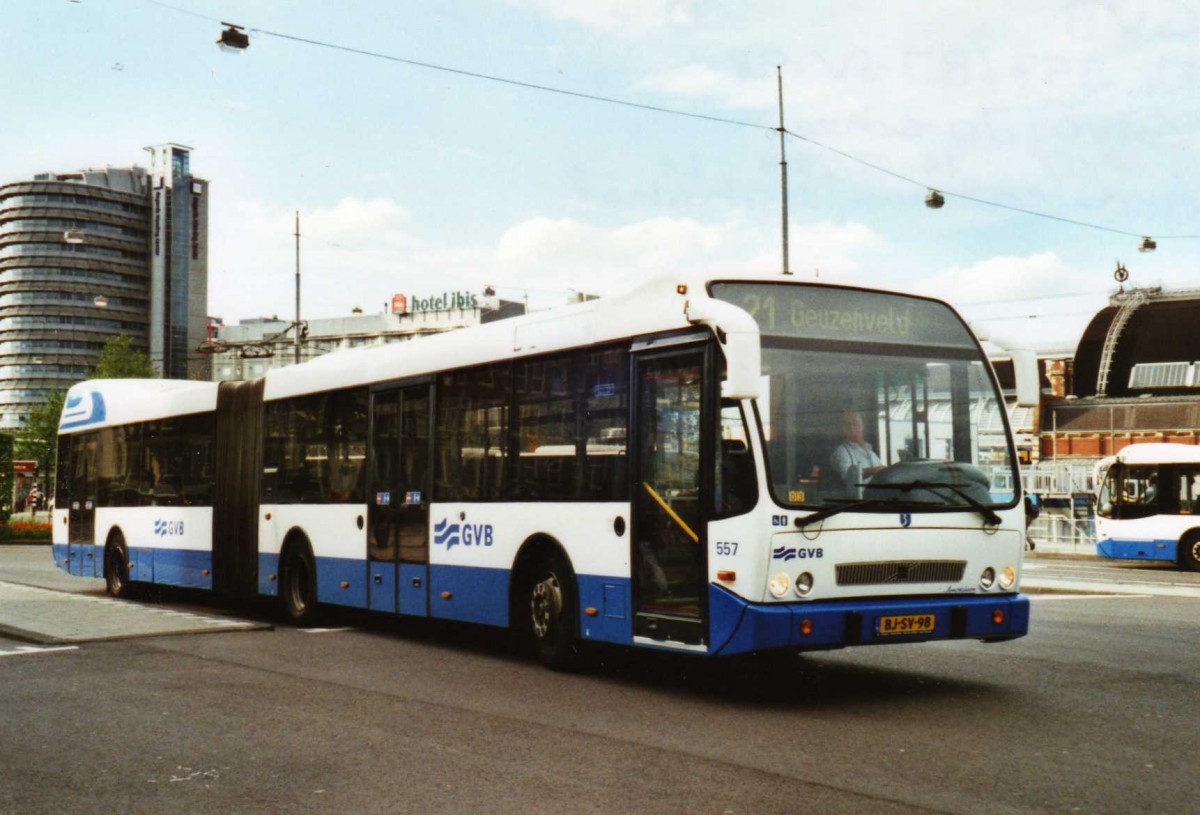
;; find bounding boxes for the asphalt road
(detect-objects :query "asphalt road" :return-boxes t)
[1,551,1198,815]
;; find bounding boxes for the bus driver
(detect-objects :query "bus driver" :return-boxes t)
[830,409,883,499]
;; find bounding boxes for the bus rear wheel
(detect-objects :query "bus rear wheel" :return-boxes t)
[526,553,580,671]
[281,543,319,625]
[1179,532,1200,572]
[104,534,131,598]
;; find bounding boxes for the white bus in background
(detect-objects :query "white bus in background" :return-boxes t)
[53,271,1029,669]
[1095,443,1200,570]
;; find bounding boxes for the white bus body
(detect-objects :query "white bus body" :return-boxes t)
[55,271,1029,663]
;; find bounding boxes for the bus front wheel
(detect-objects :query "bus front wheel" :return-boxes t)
[104,534,131,598]
[1179,532,1200,572]
[281,543,319,625]
[526,553,580,671]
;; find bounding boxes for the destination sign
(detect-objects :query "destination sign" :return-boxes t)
[709,282,976,348]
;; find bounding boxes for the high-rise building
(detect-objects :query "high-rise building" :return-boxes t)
[0,145,208,429]
[144,144,208,382]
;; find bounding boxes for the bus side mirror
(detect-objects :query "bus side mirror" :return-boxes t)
[686,298,761,400]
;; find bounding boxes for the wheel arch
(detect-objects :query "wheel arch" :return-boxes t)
[279,526,315,564]
[1177,527,1200,569]
[509,533,576,624]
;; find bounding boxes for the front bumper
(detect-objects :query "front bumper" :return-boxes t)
[709,584,1030,656]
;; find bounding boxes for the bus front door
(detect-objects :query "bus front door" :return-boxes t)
[631,347,708,647]
[368,384,431,616]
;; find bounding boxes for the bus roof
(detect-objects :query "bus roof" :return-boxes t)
[58,272,970,431]
[262,271,960,402]
[59,378,217,433]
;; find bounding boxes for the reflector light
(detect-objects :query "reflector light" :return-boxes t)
[441,591,452,600]
[716,570,736,582]
[676,284,688,295]
[992,609,1005,625]
[268,574,277,582]
[584,607,598,617]
[799,619,814,636]
[339,581,349,589]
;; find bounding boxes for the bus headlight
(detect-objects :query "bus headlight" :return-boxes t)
[795,572,814,597]
[998,565,1017,590]
[768,572,791,598]
[979,567,996,590]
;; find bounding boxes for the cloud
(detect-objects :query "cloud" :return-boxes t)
[208,197,887,320]
[913,252,1111,350]
[508,0,694,34]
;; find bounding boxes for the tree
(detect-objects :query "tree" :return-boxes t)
[15,390,65,491]
[12,337,154,490]
[93,335,156,379]
[0,433,12,523]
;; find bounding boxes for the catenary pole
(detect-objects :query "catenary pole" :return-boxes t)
[777,66,791,275]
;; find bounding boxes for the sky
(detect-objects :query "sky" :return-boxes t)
[4,0,1200,352]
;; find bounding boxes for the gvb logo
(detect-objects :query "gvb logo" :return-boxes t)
[154,520,185,537]
[433,518,494,551]
[60,389,107,430]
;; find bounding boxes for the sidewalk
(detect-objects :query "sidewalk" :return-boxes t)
[0,545,270,645]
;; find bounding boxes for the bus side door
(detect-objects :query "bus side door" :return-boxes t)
[67,432,98,577]
[631,344,709,647]
[368,384,431,616]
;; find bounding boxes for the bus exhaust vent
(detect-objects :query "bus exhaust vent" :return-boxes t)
[836,561,967,586]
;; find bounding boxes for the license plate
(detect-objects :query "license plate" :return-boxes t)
[878,613,936,635]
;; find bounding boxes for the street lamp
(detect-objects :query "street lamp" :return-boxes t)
[217,23,250,52]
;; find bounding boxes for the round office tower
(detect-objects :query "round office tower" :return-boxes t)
[0,168,152,430]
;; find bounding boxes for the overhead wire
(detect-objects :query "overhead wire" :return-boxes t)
[130,0,1200,243]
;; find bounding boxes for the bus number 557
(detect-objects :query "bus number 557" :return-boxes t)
[715,541,738,556]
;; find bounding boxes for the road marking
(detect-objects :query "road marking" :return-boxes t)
[0,644,79,658]
[1028,593,1152,601]
[299,627,354,634]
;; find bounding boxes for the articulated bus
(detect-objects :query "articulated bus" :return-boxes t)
[1095,443,1200,570]
[53,272,1029,667]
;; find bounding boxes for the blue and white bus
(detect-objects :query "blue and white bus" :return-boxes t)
[53,272,1030,667]
[1095,442,1200,570]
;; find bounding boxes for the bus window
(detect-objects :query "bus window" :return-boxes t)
[436,364,510,501]
[1176,468,1200,515]
[581,347,628,501]
[143,414,215,507]
[714,400,756,517]
[514,354,580,500]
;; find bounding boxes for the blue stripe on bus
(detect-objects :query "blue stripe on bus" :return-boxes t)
[52,543,69,573]
[708,585,1030,656]
[259,553,280,597]
[314,556,369,609]
[428,564,510,626]
[1096,537,1177,561]
[128,547,213,590]
[577,574,632,645]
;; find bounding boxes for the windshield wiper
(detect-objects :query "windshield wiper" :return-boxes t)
[794,497,943,529]
[864,480,1001,526]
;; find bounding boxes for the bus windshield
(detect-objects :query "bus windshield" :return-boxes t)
[711,281,1017,512]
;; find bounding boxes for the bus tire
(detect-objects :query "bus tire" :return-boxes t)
[1179,531,1200,572]
[280,540,320,625]
[104,532,131,599]
[526,551,581,671]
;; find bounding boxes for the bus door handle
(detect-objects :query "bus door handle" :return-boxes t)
[411,576,422,588]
